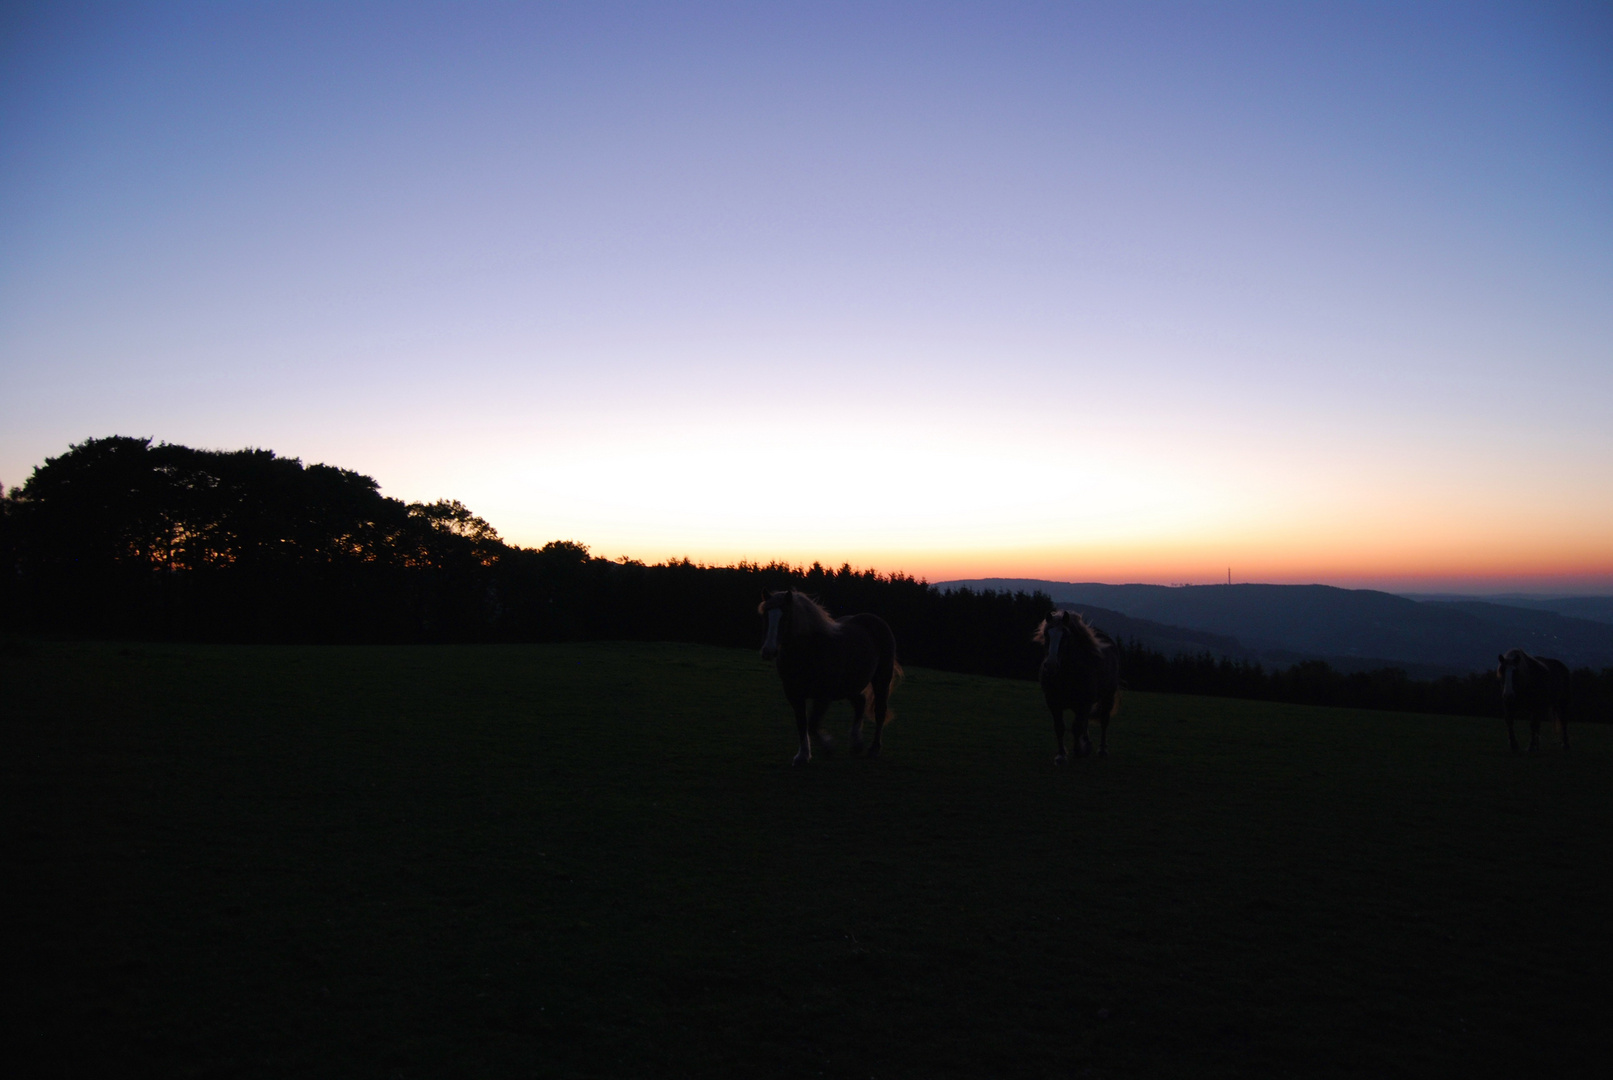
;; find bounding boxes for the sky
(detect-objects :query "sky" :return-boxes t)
[2,1,1610,593]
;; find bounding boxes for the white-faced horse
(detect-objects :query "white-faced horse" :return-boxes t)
[1497,649,1572,752]
[1035,610,1121,765]
[759,589,901,765]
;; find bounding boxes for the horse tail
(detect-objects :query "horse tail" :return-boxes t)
[876,647,902,727]
[1101,645,1122,718]
[872,615,901,696]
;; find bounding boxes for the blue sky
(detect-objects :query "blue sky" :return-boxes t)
[3,2,1610,589]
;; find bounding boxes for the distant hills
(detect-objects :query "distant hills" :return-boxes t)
[933,580,1613,676]
[1399,594,1613,626]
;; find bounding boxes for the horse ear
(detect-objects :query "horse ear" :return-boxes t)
[1497,654,1505,665]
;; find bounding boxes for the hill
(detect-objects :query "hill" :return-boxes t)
[936,580,1613,674]
[1402,593,1613,626]
[1056,602,1260,663]
[5,640,1608,1077]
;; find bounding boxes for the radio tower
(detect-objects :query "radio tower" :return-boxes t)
[1227,567,1231,586]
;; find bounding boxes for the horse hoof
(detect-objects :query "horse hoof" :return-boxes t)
[866,743,881,758]
[1054,754,1067,766]
[1098,748,1108,758]
[792,752,810,766]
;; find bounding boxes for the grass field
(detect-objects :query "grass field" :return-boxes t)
[4,640,1610,1078]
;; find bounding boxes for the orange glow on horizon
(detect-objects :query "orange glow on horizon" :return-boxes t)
[419,401,1613,597]
[570,538,1613,593]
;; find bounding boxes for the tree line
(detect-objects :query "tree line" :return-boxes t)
[5,437,1606,721]
[0,438,1047,679]
[1118,641,1612,722]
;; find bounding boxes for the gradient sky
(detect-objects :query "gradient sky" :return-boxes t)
[3,2,1611,591]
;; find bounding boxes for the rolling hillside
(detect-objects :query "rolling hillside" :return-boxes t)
[936,580,1613,674]
[1403,594,1613,626]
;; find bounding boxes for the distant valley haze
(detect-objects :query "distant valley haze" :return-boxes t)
[936,579,1613,676]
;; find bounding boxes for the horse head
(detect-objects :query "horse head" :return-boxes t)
[1497,649,1529,699]
[758,589,793,660]
[1037,610,1074,673]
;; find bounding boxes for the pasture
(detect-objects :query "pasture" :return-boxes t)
[4,640,1610,1078]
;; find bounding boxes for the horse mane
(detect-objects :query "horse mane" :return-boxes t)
[760,589,842,637]
[1034,610,1108,654]
[1499,648,1545,671]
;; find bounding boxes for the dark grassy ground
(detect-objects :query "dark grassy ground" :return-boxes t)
[4,640,1609,1078]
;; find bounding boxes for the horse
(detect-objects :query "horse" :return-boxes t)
[1034,610,1121,765]
[1496,649,1572,753]
[758,589,901,766]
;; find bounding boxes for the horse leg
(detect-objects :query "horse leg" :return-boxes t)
[868,683,890,757]
[1505,710,1519,753]
[1558,704,1571,753]
[1051,705,1068,765]
[1074,697,1092,758]
[1097,688,1117,758]
[791,696,812,766]
[808,698,835,755]
[1528,713,1541,752]
[850,689,868,755]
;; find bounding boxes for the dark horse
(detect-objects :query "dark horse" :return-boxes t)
[759,589,901,765]
[1035,610,1121,764]
[1497,649,1572,753]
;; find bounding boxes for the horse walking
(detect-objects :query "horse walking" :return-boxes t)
[1035,610,1121,765]
[1496,649,1571,752]
[759,589,901,765]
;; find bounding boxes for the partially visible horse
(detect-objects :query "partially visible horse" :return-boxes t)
[1035,610,1121,765]
[1496,649,1572,752]
[759,589,901,765]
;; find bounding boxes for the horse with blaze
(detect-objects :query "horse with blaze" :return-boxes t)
[758,589,901,765]
[1496,649,1571,753]
[1035,610,1121,764]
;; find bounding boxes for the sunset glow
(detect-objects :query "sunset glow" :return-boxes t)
[3,3,1609,594]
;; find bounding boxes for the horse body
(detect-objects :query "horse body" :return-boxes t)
[1497,649,1571,752]
[1035,610,1121,765]
[760,590,900,765]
